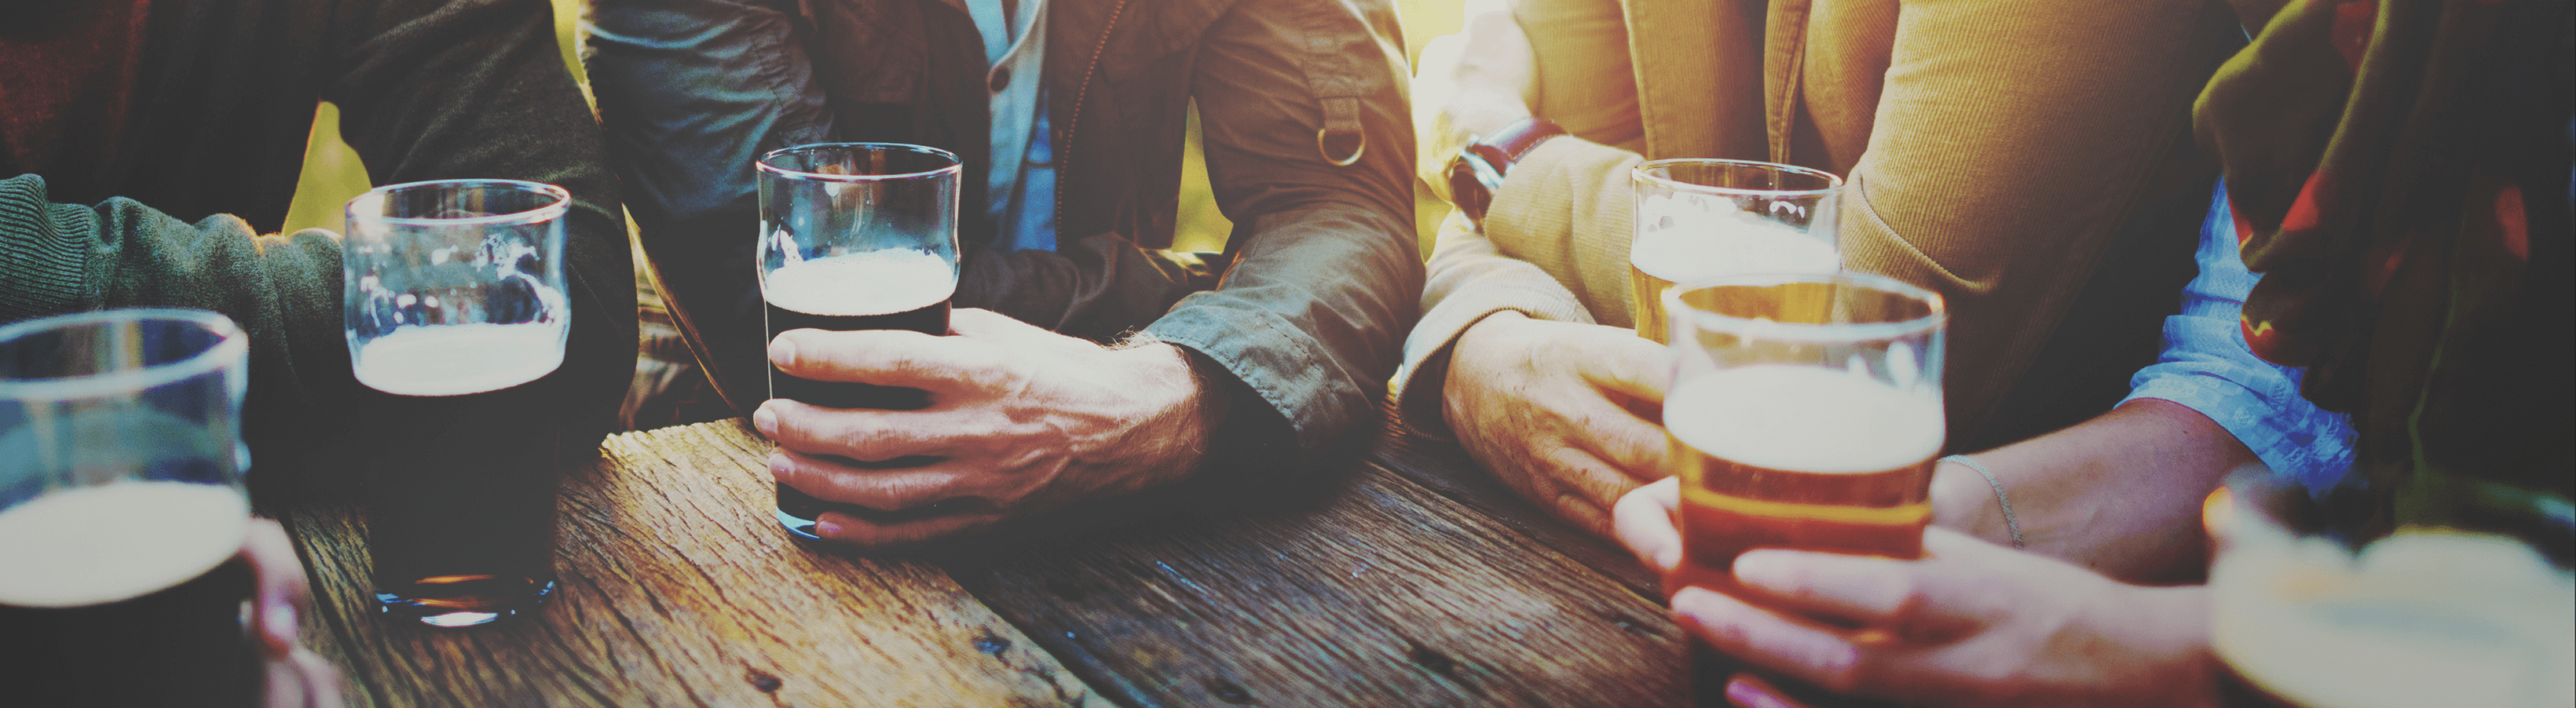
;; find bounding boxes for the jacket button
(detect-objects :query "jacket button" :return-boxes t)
[989,67,1012,93]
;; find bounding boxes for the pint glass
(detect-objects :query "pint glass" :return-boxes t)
[1630,159,1842,344]
[0,309,261,707]
[756,143,962,540]
[1660,273,1945,595]
[2208,476,2574,708]
[346,178,572,626]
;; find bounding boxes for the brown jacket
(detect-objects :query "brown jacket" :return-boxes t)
[595,0,1423,469]
[1398,0,2245,451]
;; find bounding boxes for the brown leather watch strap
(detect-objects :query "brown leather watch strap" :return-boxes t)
[1447,117,1567,228]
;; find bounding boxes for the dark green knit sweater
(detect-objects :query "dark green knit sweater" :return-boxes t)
[2,0,632,499]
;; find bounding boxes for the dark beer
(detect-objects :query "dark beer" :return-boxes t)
[762,301,950,410]
[1662,365,1942,596]
[0,482,261,707]
[353,323,569,626]
[761,250,958,538]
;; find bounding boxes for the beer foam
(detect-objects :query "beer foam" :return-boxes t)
[1663,365,1943,475]
[763,250,958,317]
[1630,215,1838,284]
[0,482,250,608]
[2213,530,2576,708]
[355,323,565,396]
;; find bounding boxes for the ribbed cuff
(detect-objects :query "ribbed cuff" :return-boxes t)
[0,174,97,323]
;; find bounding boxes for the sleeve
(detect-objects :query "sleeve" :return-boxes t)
[1835,0,2238,442]
[583,0,836,414]
[2,173,349,470]
[2121,184,2355,491]
[1146,0,1423,469]
[318,0,636,447]
[1475,135,1647,328]
[1385,210,1597,438]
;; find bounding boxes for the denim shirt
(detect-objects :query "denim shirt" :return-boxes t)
[2122,182,2356,491]
[968,0,1058,252]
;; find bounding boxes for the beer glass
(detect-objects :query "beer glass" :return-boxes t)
[1659,273,1945,595]
[756,143,962,540]
[1629,159,1842,344]
[0,309,261,707]
[346,178,571,627]
[2208,475,2574,708]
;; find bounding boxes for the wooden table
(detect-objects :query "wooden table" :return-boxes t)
[281,415,1711,707]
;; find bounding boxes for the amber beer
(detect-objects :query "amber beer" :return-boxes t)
[1661,365,1942,593]
[1626,224,1838,345]
[1628,159,1842,343]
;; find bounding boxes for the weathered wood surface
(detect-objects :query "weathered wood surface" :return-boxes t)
[929,436,1696,707]
[1367,415,1666,597]
[287,420,1103,707]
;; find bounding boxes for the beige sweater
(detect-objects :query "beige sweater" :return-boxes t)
[1394,0,2243,451]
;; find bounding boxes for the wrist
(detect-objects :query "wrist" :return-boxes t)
[1447,117,1566,228]
[1931,455,2022,549]
[1112,341,1221,480]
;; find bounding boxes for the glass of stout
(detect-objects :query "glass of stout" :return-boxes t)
[345,179,573,627]
[0,309,261,707]
[1628,159,1842,345]
[756,143,962,540]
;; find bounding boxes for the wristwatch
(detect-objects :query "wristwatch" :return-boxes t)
[1446,117,1567,228]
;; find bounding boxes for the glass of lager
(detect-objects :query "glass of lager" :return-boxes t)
[345,178,573,627]
[0,308,262,707]
[756,143,962,540]
[1659,273,1945,596]
[1630,159,1842,344]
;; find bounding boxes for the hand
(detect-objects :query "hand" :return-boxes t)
[1445,312,1669,537]
[1612,481,2220,708]
[1412,9,1541,199]
[239,519,346,708]
[754,308,1217,546]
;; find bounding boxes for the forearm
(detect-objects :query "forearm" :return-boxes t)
[1478,137,1644,327]
[1392,211,1597,435]
[1932,398,2253,582]
[4,175,360,476]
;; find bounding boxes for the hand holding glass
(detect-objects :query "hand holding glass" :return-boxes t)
[756,143,963,540]
[1659,273,1945,596]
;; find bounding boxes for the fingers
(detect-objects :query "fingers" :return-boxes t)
[769,449,997,512]
[810,507,1004,548]
[768,327,1001,392]
[1614,477,1684,574]
[1724,674,1823,708]
[1577,330,1674,405]
[756,399,957,461]
[1672,586,1872,695]
[1729,549,1922,629]
[1535,445,1645,535]
[237,518,308,659]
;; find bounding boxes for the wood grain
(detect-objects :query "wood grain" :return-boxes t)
[934,453,1693,708]
[287,420,1104,708]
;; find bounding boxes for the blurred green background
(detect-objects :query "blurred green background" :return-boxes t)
[281,0,1461,257]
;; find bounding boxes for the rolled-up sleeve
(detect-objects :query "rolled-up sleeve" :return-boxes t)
[2122,184,2355,491]
[1148,0,1422,464]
